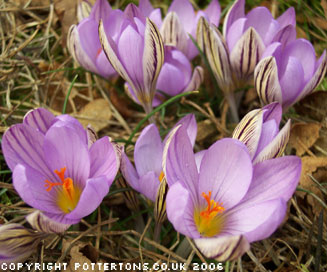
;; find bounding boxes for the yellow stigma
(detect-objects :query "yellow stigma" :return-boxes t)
[44,167,81,214]
[158,171,165,183]
[194,191,225,237]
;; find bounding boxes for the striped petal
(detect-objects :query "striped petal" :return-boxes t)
[194,235,250,261]
[142,18,165,109]
[254,119,291,164]
[230,27,265,81]
[23,108,55,134]
[232,109,263,159]
[184,66,204,92]
[197,17,233,93]
[255,56,283,105]
[160,12,188,53]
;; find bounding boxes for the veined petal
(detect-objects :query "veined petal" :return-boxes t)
[230,27,265,80]
[254,119,291,164]
[184,66,204,92]
[272,25,296,46]
[160,12,188,52]
[254,119,278,157]
[262,102,282,124]
[194,235,250,261]
[198,138,252,210]
[223,0,245,38]
[173,114,197,147]
[134,124,163,177]
[142,18,165,106]
[197,18,232,93]
[23,108,55,134]
[120,152,140,192]
[255,56,283,105]
[89,0,112,22]
[232,108,263,159]
[277,7,296,28]
[26,211,70,234]
[77,0,92,22]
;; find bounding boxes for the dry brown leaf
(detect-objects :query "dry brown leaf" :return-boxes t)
[298,156,327,216]
[296,25,308,39]
[295,91,327,121]
[196,119,217,143]
[11,0,50,6]
[289,123,321,156]
[77,98,112,132]
[312,17,327,30]
[321,0,327,18]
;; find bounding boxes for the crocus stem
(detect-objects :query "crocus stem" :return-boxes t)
[135,213,146,234]
[153,221,162,243]
[176,237,192,258]
[226,93,239,123]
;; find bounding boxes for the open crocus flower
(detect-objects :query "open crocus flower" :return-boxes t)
[99,3,164,115]
[163,126,301,261]
[121,114,197,202]
[1,108,120,225]
[159,0,220,60]
[68,0,124,78]
[255,39,327,111]
[198,0,296,91]
[232,102,291,164]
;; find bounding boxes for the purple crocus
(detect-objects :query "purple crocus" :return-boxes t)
[121,114,197,202]
[232,102,290,164]
[99,3,164,114]
[197,0,296,93]
[68,0,124,78]
[163,126,301,261]
[1,108,120,225]
[255,39,327,111]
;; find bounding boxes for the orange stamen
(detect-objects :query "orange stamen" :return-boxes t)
[96,48,102,57]
[158,171,165,183]
[200,191,224,219]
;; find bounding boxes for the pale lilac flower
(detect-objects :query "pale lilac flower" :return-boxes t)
[163,126,301,261]
[2,108,120,225]
[68,0,124,78]
[255,39,327,111]
[99,3,164,114]
[121,114,197,202]
[232,102,291,164]
[197,0,296,92]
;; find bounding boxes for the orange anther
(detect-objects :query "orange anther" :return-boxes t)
[200,191,224,219]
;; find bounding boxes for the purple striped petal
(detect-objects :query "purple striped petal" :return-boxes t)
[26,211,70,233]
[23,108,55,134]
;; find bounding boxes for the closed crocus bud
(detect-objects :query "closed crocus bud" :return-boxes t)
[232,102,291,164]
[68,0,124,78]
[160,0,220,60]
[255,39,327,111]
[216,0,296,85]
[99,4,164,114]
[77,0,92,22]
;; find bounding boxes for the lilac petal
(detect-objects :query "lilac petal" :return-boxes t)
[13,164,62,214]
[139,0,154,16]
[226,18,246,52]
[277,7,296,28]
[26,211,70,233]
[230,28,265,80]
[261,42,282,60]
[262,102,282,124]
[162,126,199,200]
[65,176,109,221]
[23,108,55,134]
[255,57,283,105]
[149,9,163,29]
[232,108,263,159]
[1,124,53,178]
[205,0,221,26]
[102,9,124,39]
[194,235,250,261]
[223,0,245,37]
[168,0,195,33]
[198,138,252,210]
[254,120,291,163]
[279,56,305,105]
[298,50,327,103]
[174,113,197,147]
[89,136,119,184]
[243,156,301,204]
[95,50,117,78]
[44,126,90,189]
[195,150,206,172]
[120,152,140,192]
[89,0,112,22]
[134,124,163,177]
[166,182,199,238]
[224,199,285,242]
[184,66,204,93]
[254,119,278,158]
[272,25,296,46]
[138,171,160,202]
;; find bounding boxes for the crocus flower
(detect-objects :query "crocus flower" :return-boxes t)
[232,102,291,164]
[255,39,327,111]
[121,114,197,202]
[163,126,301,261]
[159,0,220,60]
[1,108,120,225]
[99,3,164,114]
[68,0,124,78]
[197,0,296,92]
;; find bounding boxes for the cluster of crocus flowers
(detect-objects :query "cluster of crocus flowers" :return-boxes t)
[163,124,301,261]
[1,108,120,225]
